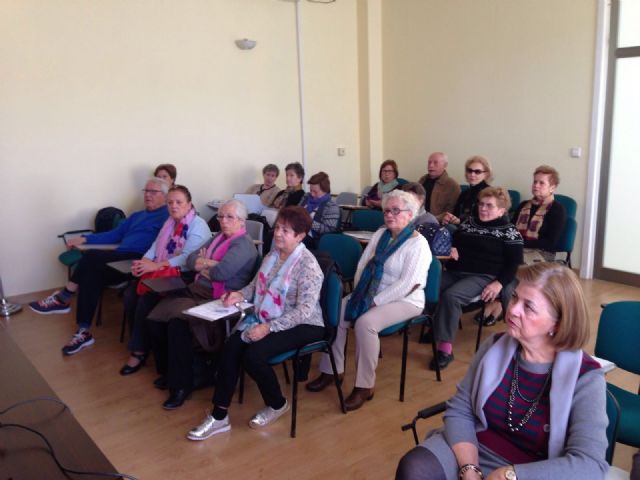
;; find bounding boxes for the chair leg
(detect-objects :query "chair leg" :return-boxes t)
[282,362,291,385]
[400,325,409,401]
[95,290,104,327]
[327,348,346,414]
[475,303,486,353]
[238,367,245,404]
[119,309,127,343]
[431,326,441,382]
[290,357,299,438]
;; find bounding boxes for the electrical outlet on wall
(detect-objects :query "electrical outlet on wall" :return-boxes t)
[337,147,346,156]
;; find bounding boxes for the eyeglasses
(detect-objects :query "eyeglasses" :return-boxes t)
[142,189,163,194]
[381,169,395,174]
[382,207,410,216]
[466,168,486,175]
[218,214,238,221]
[478,201,498,210]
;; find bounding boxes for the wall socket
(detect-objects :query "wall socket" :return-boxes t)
[337,147,346,156]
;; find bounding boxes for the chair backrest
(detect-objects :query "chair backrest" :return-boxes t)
[317,233,363,282]
[361,185,372,197]
[555,216,577,258]
[605,388,621,465]
[351,209,385,231]
[507,190,521,214]
[323,270,343,330]
[335,192,358,206]
[595,301,640,375]
[555,194,577,219]
[425,256,442,305]
[245,219,264,256]
[460,184,469,192]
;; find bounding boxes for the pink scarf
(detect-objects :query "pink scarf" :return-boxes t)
[153,208,197,262]
[198,228,248,299]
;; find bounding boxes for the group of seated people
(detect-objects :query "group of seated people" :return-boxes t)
[27,156,613,480]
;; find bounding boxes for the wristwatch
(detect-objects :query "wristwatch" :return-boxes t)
[504,467,517,480]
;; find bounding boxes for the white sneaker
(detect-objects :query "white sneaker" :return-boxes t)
[249,400,290,429]
[186,413,230,441]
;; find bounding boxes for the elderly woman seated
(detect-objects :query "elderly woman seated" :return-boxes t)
[364,159,404,209]
[141,199,258,407]
[185,206,326,439]
[246,163,282,207]
[271,162,305,208]
[429,187,523,371]
[300,171,340,248]
[442,155,493,227]
[514,165,567,263]
[306,190,431,411]
[396,263,608,480]
[119,185,211,375]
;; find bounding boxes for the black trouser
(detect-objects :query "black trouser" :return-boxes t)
[71,250,140,329]
[122,283,161,353]
[212,325,325,409]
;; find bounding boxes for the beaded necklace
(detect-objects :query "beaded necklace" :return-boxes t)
[506,351,553,433]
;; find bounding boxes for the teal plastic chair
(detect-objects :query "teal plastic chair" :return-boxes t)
[238,270,346,437]
[378,255,443,400]
[555,217,577,267]
[351,209,384,231]
[595,301,640,449]
[318,233,363,291]
[507,189,521,215]
[555,194,577,219]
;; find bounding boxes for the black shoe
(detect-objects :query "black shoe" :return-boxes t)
[429,351,454,371]
[119,352,147,376]
[162,389,192,410]
[482,315,497,327]
[153,376,168,390]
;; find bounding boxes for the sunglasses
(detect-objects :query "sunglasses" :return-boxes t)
[466,168,486,175]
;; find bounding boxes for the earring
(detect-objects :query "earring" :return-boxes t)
[548,331,555,337]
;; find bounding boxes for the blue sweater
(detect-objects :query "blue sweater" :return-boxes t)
[85,206,169,253]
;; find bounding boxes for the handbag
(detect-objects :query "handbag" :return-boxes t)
[136,266,181,296]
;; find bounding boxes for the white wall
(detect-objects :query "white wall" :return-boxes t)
[381,0,597,265]
[0,0,361,296]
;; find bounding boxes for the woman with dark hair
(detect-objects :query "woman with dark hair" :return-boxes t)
[119,185,211,375]
[271,162,305,208]
[300,171,340,248]
[397,263,608,480]
[186,206,325,440]
[154,164,177,186]
[514,165,566,263]
[246,163,282,207]
[364,159,403,209]
[429,187,523,371]
[442,155,493,226]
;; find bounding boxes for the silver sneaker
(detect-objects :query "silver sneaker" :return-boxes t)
[186,413,230,441]
[249,400,290,429]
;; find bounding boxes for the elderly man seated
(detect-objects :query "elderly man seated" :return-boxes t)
[30,177,170,356]
[417,152,460,222]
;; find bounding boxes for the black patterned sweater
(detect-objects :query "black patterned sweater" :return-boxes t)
[449,216,524,286]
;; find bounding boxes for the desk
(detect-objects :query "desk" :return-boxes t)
[338,204,369,229]
[343,230,374,245]
[0,327,117,479]
[75,243,119,251]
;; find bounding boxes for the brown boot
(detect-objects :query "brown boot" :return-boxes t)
[305,373,343,393]
[344,387,374,411]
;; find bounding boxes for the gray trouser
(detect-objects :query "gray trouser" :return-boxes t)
[319,297,422,389]
[432,271,495,344]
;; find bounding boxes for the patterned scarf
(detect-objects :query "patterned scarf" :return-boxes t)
[153,208,197,262]
[515,195,554,241]
[304,193,331,215]
[345,224,415,323]
[197,228,248,299]
[272,185,303,209]
[377,178,399,194]
[239,242,306,331]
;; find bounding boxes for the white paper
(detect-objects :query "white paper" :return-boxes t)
[183,300,253,322]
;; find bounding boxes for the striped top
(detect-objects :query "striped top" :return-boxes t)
[478,350,600,464]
